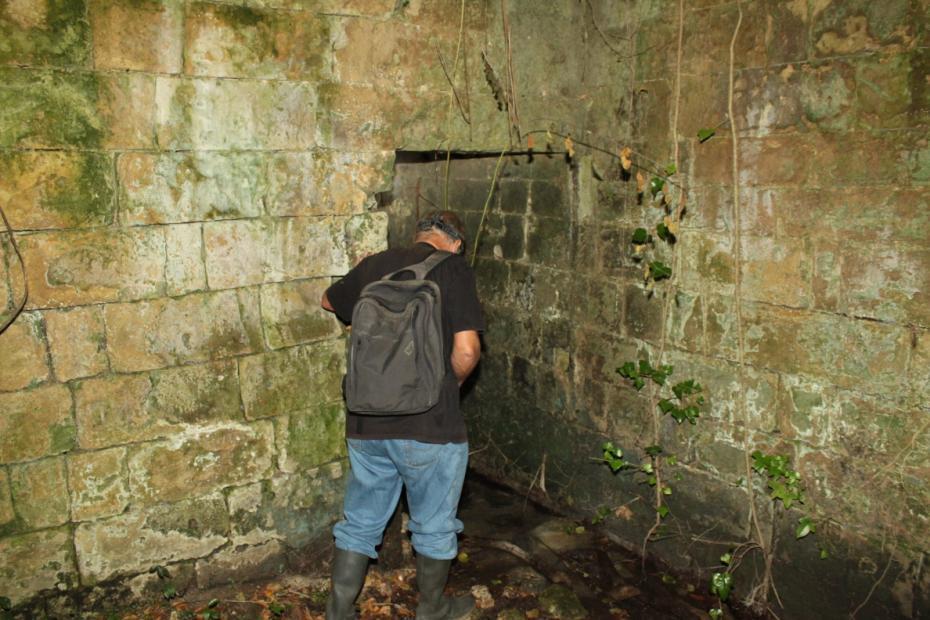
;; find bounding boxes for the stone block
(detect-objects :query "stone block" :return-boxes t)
[811,0,916,58]
[679,232,736,295]
[44,305,108,382]
[184,3,329,80]
[203,217,350,290]
[9,457,69,529]
[0,151,114,230]
[89,0,183,72]
[832,391,921,461]
[498,179,529,214]
[732,66,803,134]
[0,385,75,464]
[840,243,930,325]
[0,311,49,391]
[0,469,11,527]
[742,303,910,392]
[775,374,835,446]
[238,339,344,420]
[227,481,275,546]
[332,18,441,89]
[155,76,316,150]
[530,181,567,218]
[74,360,242,449]
[0,67,101,148]
[808,133,912,187]
[127,421,274,505]
[0,67,154,149]
[195,540,285,589]
[315,82,396,151]
[19,227,166,308]
[623,283,664,343]
[0,527,76,606]
[267,464,345,548]
[74,494,228,584]
[739,235,812,308]
[275,401,346,474]
[345,211,389,266]
[525,216,572,268]
[738,136,815,187]
[855,52,925,129]
[98,71,157,150]
[165,223,207,296]
[265,150,393,217]
[800,59,857,132]
[104,290,260,372]
[68,447,129,521]
[260,278,341,349]
[118,151,266,225]
[202,218,266,288]
[0,0,90,67]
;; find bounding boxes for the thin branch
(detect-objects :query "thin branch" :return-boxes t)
[0,202,28,335]
[436,46,471,125]
[850,545,896,619]
[470,149,507,267]
[584,0,632,58]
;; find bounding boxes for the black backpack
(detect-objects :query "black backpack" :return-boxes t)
[345,251,452,415]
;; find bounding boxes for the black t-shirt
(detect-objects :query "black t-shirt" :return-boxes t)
[325,242,485,443]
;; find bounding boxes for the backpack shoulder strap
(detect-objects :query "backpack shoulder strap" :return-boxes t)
[382,251,453,281]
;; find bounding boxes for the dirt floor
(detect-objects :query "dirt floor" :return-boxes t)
[99,474,734,619]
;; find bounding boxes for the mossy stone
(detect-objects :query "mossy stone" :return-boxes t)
[0,0,91,67]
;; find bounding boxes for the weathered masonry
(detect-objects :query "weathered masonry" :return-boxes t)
[1,0,928,618]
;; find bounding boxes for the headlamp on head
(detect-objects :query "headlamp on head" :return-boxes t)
[416,213,465,254]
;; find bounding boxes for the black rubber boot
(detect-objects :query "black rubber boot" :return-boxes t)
[325,548,369,620]
[415,555,475,620]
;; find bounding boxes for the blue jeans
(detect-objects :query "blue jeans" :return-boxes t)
[333,438,469,560]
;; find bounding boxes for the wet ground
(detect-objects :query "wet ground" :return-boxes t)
[104,472,733,619]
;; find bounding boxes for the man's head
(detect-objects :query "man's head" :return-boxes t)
[414,210,466,255]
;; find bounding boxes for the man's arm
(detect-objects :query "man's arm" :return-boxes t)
[451,330,481,386]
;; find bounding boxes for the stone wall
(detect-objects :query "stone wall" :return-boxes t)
[2,0,927,616]
[0,0,476,612]
[450,1,929,618]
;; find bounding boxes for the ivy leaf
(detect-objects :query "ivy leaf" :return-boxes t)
[709,608,723,619]
[720,552,732,566]
[650,261,672,281]
[656,221,672,242]
[666,454,678,466]
[163,584,178,600]
[636,171,646,193]
[632,227,651,244]
[269,601,286,616]
[641,462,654,474]
[620,146,633,171]
[150,565,171,580]
[657,505,670,518]
[650,176,665,198]
[796,516,815,539]
[647,475,658,486]
[662,486,672,496]
[820,548,829,560]
[0,597,11,612]
[697,127,716,142]
[564,135,575,159]
[644,445,663,457]
[658,399,676,414]
[710,572,733,602]
[665,163,677,176]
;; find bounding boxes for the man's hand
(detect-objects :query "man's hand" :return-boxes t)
[321,291,335,312]
[451,330,481,386]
